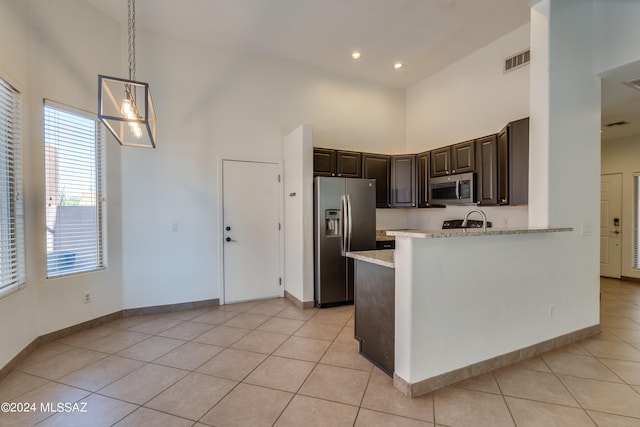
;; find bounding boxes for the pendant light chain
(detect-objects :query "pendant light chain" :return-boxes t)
[127,0,136,82]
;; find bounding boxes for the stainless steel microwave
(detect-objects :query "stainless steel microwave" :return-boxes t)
[429,172,475,205]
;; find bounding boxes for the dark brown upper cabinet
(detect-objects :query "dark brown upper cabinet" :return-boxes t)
[475,134,498,206]
[430,146,450,177]
[336,150,362,178]
[417,151,430,208]
[451,140,475,174]
[362,153,391,208]
[498,118,529,205]
[391,155,417,208]
[430,140,475,177]
[313,148,362,178]
[313,117,528,208]
[313,148,336,177]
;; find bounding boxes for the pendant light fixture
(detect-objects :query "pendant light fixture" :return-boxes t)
[98,0,157,148]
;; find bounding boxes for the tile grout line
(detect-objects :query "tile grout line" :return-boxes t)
[490,369,518,427]
[190,300,321,426]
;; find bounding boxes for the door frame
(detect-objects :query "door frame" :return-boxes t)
[217,155,285,305]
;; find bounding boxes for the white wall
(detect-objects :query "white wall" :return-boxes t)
[283,125,314,303]
[602,136,640,279]
[395,229,597,384]
[406,24,530,152]
[396,1,602,387]
[0,0,37,371]
[121,29,407,308]
[594,0,640,76]
[0,0,123,367]
[532,0,600,231]
[404,24,531,229]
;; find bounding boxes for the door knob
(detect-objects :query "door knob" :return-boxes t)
[614,230,620,234]
[225,237,237,242]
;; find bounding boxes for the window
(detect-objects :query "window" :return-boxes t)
[0,76,25,295]
[634,174,640,269]
[44,101,106,278]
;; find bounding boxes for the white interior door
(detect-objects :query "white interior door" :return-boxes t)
[222,160,282,303]
[600,173,622,278]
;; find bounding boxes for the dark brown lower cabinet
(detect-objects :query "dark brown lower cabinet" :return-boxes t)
[354,259,394,376]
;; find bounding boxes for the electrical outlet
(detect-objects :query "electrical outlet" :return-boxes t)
[84,292,91,304]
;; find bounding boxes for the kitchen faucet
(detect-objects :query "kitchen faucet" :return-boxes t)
[461,209,488,231]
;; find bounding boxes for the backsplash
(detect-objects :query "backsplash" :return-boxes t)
[376,208,410,230]
[376,205,528,231]
[408,205,528,230]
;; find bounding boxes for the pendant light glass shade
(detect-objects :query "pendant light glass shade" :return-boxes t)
[98,75,156,148]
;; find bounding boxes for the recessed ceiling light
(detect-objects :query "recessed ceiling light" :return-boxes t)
[393,62,404,70]
[351,52,362,60]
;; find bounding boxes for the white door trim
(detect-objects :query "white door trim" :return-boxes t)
[217,155,285,305]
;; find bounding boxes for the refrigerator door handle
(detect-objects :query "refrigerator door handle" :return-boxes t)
[346,194,353,252]
[340,195,348,256]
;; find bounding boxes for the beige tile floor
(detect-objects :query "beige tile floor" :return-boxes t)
[1,278,639,426]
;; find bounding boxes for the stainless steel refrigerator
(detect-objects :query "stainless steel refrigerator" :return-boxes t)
[314,177,376,307]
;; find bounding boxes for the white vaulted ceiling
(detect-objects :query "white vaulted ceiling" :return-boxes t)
[83,0,530,89]
[83,0,640,140]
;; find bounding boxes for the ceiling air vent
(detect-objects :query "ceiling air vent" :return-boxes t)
[624,79,640,91]
[504,49,530,73]
[605,121,629,128]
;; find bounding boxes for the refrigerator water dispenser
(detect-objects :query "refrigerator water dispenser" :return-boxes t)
[325,209,341,236]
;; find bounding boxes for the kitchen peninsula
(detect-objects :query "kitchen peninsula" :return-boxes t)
[348,224,601,398]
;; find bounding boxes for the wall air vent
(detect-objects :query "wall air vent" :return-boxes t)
[624,79,640,91]
[605,121,629,127]
[504,49,530,73]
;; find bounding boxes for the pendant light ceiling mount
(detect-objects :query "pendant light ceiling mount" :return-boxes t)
[98,0,157,148]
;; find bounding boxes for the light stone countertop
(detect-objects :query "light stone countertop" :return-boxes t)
[376,230,395,241]
[386,227,573,239]
[346,249,394,268]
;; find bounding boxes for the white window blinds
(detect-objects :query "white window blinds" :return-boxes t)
[44,101,106,278]
[0,77,25,294]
